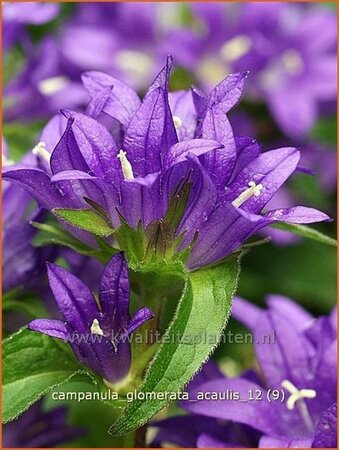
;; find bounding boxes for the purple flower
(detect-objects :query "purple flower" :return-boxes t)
[2,400,84,448]
[28,252,154,384]
[59,2,169,91]
[157,296,337,447]
[4,37,87,122]
[3,59,330,270]
[2,139,49,293]
[168,2,337,138]
[2,2,60,52]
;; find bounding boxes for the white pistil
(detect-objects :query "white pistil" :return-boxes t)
[282,379,316,432]
[173,115,183,129]
[232,181,263,208]
[117,149,134,181]
[38,76,69,96]
[220,35,252,62]
[32,141,50,163]
[90,319,104,336]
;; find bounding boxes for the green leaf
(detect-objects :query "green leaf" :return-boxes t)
[311,117,337,146]
[2,295,49,320]
[271,222,337,247]
[2,328,86,423]
[52,208,114,237]
[31,220,114,264]
[110,255,241,435]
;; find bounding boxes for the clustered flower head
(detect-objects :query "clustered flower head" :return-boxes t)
[3,56,330,271]
[153,296,337,448]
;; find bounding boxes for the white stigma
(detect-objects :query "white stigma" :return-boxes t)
[90,319,104,336]
[232,181,263,208]
[281,379,316,433]
[282,379,316,411]
[281,49,304,75]
[38,76,69,96]
[173,116,183,129]
[220,35,252,62]
[32,141,50,163]
[117,149,134,181]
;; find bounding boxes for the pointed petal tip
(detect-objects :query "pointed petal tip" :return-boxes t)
[166,54,174,65]
[46,260,69,280]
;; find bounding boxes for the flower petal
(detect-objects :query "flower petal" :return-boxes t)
[165,139,224,168]
[99,253,130,333]
[259,435,313,448]
[182,378,276,435]
[128,307,154,335]
[263,206,331,224]
[2,168,73,210]
[59,110,121,184]
[123,56,178,176]
[200,105,237,187]
[82,71,141,125]
[27,319,69,341]
[312,403,337,448]
[169,90,197,141]
[228,147,300,213]
[209,72,248,113]
[47,262,98,333]
[119,173,164,228]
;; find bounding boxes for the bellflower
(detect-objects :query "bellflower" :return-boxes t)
[154,296,337,448]
[2,400,84,448]
[2,139,50,293]
[3,58,330,270]
[2,113,73,294]
[28,253,154,384]
[4,37,87,122]
[167,2,337,137]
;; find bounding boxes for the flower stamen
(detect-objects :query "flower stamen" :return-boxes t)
[32,141,50,163]
[232,181,263,208]
[173,115,183,129]
[220,35,252,62]
[38,76,68,96]
[117,149,134,181]
[90,319,104,336]
[282,379,316,432]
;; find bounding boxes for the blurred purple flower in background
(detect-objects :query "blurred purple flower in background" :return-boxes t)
[168,2,337,138]
[4,37,87,122]
[2,138,52,293]
[4,2,336,140]
[2,2,60,52]
[59,2,170,91]
[3,400,84,448]
[153,296,337,448]
[28,253,153,384]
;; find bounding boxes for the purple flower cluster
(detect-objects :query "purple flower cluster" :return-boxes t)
[3,58,330,270]
[4,3,336,140]
[163,2,337,138]
[153,296,337,448]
